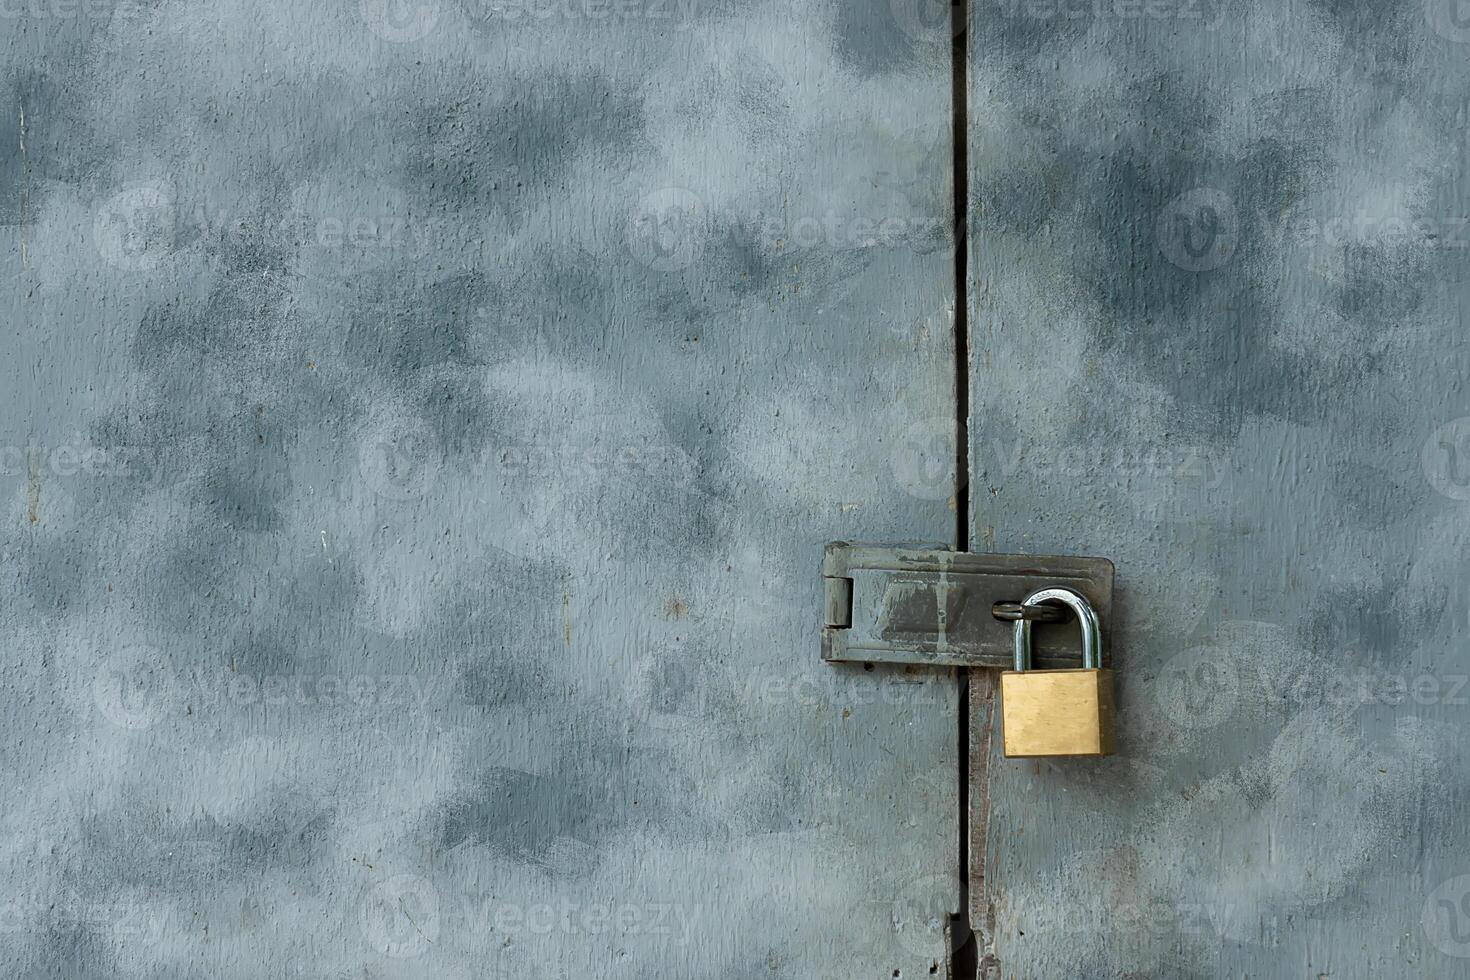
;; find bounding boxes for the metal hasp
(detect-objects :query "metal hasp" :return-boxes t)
[821,542,1115,670]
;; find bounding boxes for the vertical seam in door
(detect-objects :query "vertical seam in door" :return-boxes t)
[953,15,971,553]
[950,0,979,977]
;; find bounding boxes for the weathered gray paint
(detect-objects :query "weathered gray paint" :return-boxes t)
[2,1,964,975]
[969,2,1470,976]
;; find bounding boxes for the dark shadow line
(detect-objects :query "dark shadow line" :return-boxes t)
[950,0,979,977]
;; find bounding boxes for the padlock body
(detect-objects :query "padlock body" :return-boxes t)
[999,668,1116,757]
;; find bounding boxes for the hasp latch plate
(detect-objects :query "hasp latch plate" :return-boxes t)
[821,542,1115,670]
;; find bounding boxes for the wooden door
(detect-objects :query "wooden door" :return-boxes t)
[3,1,965,976]
[967,5,1470,976]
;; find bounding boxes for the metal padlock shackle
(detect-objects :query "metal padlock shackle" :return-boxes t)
[1012,586,1102,672]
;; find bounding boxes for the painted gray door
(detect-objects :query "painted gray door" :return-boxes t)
[968,4,1470,977]
[3,2,964,976]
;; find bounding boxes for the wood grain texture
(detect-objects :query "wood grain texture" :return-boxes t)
[0,1,962,975]
[969,0,1470,975]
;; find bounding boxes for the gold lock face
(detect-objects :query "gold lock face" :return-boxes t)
[999,668,1116,758]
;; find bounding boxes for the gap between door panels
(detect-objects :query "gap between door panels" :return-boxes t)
[950,0,981,976]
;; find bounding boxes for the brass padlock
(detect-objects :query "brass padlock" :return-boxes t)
[999,586,1116,758]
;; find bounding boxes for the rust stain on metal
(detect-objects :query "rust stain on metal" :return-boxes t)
[970,670,1000,976]
[563,591,571,647]
[25,442,39,524]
